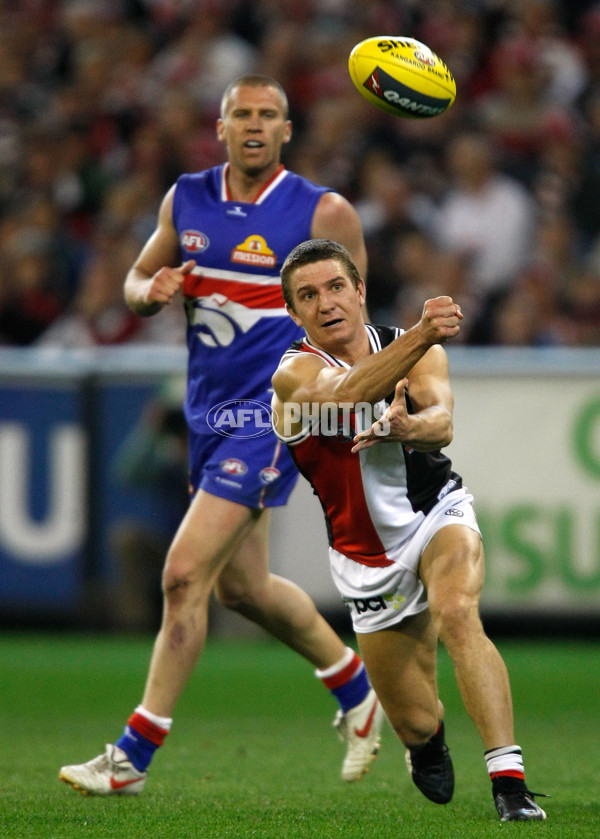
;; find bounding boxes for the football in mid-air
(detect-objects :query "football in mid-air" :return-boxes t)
[348,36,456,119]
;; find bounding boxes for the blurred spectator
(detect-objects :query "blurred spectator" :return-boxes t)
[37,226,185,347]
[473,35,582,185]
[353,151,424,324]
[288,93,369,192]
[490,285,551,346]
[147,6,258,116]
[392,230,470,342]
[0,226,65,345]
[570,90,600,244]
[151,88,222,179]
[434,131,536,340]
[483,211,581,345]
[503,0,588,106]
[577,3,600,100]
[37,248,141,347]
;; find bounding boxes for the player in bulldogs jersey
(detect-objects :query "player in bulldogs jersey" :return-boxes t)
[59,77,385,797]
[272,239,547,822]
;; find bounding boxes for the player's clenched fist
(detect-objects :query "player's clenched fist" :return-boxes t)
[144,259,196,307]
[418,295,463,344]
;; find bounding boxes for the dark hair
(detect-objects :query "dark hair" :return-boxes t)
[220,75,289,119]
[280,239,361,310]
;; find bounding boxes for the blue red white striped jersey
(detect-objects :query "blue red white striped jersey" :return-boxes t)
[274,324,463,567]
[173,163,329,435]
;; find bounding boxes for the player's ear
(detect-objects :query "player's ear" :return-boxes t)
[286,303,301,325]
[216,118,225,142]
[357,278,366,306]
[282,120,292,145]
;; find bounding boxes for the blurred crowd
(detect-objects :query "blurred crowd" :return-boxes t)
[1,0,600,347]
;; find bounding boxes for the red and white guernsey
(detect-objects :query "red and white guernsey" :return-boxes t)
[275,324,463,567]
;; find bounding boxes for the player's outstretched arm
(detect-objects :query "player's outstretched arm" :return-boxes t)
[326,296,462,407]
[272,297,462,437]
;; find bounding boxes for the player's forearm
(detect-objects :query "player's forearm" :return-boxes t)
[124,270,163,317]
[398,405,453,451]
[330,325,432,405]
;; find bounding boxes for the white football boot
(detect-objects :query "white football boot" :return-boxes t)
[59,744,147,796]
[333,688,386,782]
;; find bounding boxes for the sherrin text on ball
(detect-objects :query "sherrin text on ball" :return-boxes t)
[348,36,456,119]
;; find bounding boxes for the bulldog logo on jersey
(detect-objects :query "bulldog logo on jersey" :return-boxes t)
[231,235,277,268]
[186,294,284,347]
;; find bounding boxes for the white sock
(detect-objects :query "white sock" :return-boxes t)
[314,646,356,680]
[135,705,173,732]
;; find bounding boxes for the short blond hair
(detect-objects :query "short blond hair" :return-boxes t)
[220,75,289,119]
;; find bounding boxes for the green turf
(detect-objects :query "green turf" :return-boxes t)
[1,632,599,838]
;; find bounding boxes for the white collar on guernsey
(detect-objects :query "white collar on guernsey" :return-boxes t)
[220,164,289,204]
[365,323,383,352]
[300,323,395,367]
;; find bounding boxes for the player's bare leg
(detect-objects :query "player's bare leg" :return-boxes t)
[419,526,514,749]
[59,491,252,796]
[357,611,454,803]
[214,508,345,667]
[141,491,261,717]
[356,611,439,745]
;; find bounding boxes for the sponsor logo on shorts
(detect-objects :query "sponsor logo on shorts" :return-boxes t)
[208,399,274,438]
[220,458,247,476]
[215,476,243,489]
[384,592,406,610]
[445,508,464,517]
[259,466,281,485]
[349,596,388,614]
[345,592,406,614]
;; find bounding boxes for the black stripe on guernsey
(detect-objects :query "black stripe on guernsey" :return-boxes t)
[365,322,400,353]
[369,323,462,516]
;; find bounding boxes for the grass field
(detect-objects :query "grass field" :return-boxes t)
[1,631,599,838]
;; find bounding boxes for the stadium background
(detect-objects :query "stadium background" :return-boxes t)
[0,0,599,636]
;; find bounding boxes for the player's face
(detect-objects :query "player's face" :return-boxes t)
[217,85,292,178]
[286,259,366,352]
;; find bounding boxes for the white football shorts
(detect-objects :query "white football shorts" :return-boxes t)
[329,488,481,633]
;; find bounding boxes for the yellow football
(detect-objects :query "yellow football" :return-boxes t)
[348,36,456,119]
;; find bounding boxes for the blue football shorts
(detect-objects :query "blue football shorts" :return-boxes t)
[188,426,299,509]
